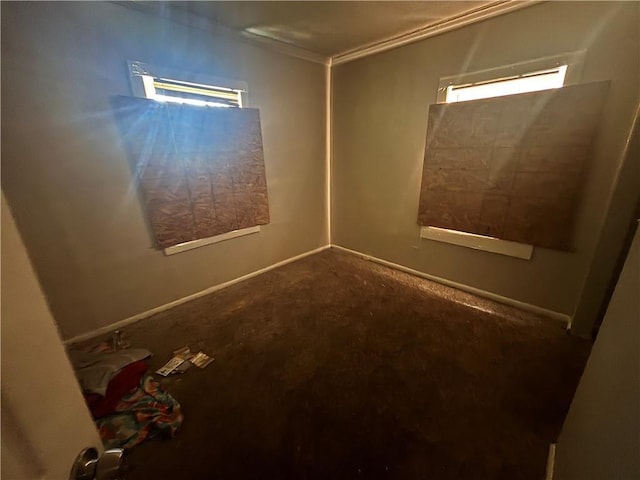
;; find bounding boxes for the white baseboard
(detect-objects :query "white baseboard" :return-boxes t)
[64,244,331,346]
[330,244,571,325]
[546,443,557,480]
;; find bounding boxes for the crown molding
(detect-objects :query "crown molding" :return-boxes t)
[112,1,541,68]
[331,1,543,66]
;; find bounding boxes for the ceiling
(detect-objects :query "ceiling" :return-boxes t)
[170,1,498,57]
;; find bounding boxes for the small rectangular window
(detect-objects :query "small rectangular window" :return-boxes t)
[128,61,247,109]
[445,65,567,103]
[437,50,585,105]
[141,76,242,108]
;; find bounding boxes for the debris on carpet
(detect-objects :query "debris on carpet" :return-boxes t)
[68,346,152,396]
[68,337,184,449]
[96,375,183,449]
[156,346,215,376]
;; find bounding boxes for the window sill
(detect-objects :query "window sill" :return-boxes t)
[164,226,260,256]
[420,226,533,260]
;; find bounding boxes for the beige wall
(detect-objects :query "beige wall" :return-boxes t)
[553,222,640,479]
[331,1,639,319]
[1,2,327,339]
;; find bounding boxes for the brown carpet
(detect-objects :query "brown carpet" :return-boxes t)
[90,249,590,479]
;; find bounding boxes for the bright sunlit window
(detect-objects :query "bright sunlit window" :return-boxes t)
[445,65,568,103]
[140,75,243,108]
[128,61,246,109]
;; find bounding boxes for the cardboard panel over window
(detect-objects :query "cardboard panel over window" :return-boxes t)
[112,96,270,249]
[417,81,609,250]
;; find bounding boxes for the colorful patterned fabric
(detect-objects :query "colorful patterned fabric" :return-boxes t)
[95,375,183,449]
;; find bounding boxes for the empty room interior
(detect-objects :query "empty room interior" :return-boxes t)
[2,1,639,479]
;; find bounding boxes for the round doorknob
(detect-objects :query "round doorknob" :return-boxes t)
[95,449,126,480]
[69,447,99,480]
[70,447,125,480]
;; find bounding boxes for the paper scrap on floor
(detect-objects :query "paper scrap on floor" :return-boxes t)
[156,357,185,376]
[190,351,214,368]
[156,347,214,376]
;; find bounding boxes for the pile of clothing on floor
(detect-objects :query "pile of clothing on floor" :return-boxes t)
[68,343,183,449]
